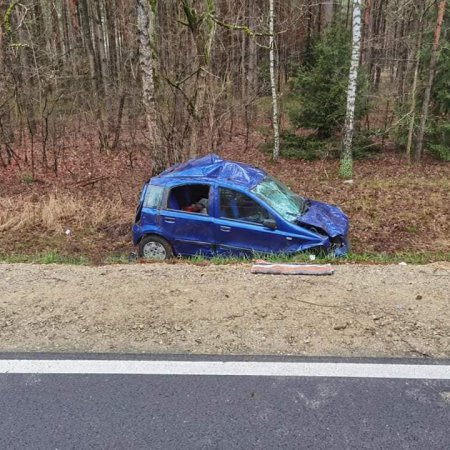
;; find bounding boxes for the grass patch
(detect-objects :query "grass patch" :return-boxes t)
[0,250,448,265]
[0,250,89,265]
[21,173,34,185]
[103,254,133,264]
[34,250,89,265]
[161,251,449,266]
[343,251,450,265]
[185,254,252,265]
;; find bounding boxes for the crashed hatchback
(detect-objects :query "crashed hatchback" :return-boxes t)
[133,154,349,260]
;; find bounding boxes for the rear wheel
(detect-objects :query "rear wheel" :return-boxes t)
[138,235,173,261]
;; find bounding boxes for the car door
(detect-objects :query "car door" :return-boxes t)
[214,186,289,256]
[160,183,215,257]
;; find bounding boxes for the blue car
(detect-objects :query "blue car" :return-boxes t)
[133,154,349,260]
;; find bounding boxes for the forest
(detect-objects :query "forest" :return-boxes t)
[0,0,449,263]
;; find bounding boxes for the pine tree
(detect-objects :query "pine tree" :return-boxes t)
[290,24,366,139]
[427,30,450,161]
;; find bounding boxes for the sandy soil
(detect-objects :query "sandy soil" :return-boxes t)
[0,262,449,358]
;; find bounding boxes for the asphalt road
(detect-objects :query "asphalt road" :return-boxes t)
[1,354,449,449]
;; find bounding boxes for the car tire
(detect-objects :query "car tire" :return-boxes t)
[138,235,174,261]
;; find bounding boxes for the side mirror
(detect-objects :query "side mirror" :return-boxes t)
[263,218,277,230]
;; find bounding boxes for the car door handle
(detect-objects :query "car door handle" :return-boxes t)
[220,225,231,232]
[163,217,176,224]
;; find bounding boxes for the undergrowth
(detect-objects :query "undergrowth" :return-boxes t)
[260,131,383,161]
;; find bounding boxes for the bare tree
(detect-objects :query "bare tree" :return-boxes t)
[181,0,217,159]
[2,0,448,175]
[137,0,166,174]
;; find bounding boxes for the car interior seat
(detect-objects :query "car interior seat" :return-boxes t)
[167,193,180,210]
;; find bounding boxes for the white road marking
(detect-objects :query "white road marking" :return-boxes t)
[0,360,449,379]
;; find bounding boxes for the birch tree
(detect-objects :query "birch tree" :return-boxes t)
[137,0,166,174]
[269,0,280,160]
[340,0,362,179]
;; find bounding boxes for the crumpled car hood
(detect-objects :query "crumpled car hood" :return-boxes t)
[296,200,349,238]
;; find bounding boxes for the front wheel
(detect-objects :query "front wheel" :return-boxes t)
[138,235,174,261]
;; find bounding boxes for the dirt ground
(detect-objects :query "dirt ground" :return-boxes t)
[0,262,449,358]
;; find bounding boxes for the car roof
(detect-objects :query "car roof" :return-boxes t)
[150,154,267,189]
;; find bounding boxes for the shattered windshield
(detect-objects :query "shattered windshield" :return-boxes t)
[251,177,304,222]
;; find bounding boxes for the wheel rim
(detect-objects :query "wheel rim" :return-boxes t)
[142,241,167,260]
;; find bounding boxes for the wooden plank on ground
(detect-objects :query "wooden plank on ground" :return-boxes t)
[251,263,334,276]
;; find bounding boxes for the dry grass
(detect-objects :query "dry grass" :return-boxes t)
[0,192,127,234]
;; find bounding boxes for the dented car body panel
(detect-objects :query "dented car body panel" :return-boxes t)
[133,154,349,257]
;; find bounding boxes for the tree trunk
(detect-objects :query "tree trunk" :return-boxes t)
[77,0,99,94]
[321,1,334,33]
[93,0,109,96]
[246,1,258,124]
[345,0,352,29]
[361,0,372,65]
[0,2,4,72]
[39,0,57,64]
[415,0,446,162]
[269,0,280,160]
[105,0,118,84]
[340,0,362,179]
[54,0,68,64]
[406,19,422,165]
[137,0,166,174]
[182,0,216,160]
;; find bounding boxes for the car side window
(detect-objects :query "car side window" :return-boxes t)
[166,184,210,215]
[219,188,271,225]
[143,185,164,209]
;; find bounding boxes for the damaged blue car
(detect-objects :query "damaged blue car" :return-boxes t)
[133,154,349,260]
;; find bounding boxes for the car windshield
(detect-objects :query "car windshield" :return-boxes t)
[251,176,304,222]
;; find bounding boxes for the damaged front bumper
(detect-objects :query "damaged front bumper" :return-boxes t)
[296,200,350,257]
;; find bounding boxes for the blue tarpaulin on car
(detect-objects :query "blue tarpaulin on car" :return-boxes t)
[154,154,266,188]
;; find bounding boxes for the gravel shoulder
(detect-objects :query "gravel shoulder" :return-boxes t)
[0,262,449,358]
